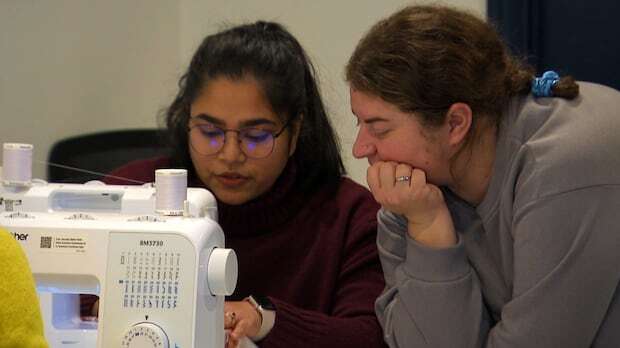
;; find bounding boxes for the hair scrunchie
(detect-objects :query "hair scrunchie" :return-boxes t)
[531,70,560,97]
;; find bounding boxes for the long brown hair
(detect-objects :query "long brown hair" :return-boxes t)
[346,5,578,131]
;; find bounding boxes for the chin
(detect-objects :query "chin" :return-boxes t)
[216,193,252,206]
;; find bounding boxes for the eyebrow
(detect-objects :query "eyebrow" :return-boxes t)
[191,113,278,128]
[353,113,390,124]
[351,108,390,124]
[364,117,389,124]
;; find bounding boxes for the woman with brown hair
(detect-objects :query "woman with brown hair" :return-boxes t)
[346,5,620,347]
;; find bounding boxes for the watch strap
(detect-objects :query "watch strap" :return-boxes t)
[246,296,275,341]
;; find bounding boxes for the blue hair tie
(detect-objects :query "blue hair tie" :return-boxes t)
[531,70,560,97]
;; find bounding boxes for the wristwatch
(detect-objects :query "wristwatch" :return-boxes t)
[245,295,276,341]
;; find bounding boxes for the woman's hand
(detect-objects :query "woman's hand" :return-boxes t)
[224,300,261,348]
[367,161,457,248]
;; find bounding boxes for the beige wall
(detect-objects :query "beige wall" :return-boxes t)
[0,1,181,179]
[1,0,485,183]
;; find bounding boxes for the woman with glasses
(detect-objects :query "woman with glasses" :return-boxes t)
[103,21,386,348]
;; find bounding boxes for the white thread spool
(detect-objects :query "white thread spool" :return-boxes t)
[2,143,33,186]
[155,169,187,216]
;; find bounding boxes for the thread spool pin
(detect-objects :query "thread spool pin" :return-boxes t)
[2,143,33,187]
[155,169,188,216]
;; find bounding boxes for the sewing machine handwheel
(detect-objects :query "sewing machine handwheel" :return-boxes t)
[207,248,238,296]
[121,322,169,348]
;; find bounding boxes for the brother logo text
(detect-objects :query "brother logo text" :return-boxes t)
[12,232,29,241]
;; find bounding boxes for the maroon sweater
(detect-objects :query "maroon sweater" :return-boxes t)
[104,157,387,348]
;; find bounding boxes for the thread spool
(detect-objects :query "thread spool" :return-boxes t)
[2,143,33,186]
[155,169,187,216]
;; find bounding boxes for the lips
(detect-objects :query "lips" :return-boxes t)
[215,172,249,187]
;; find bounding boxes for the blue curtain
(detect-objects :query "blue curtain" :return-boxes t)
[487,0,540,65]
[487,0,620,90]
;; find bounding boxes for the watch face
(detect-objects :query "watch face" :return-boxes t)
[253,295,275,311]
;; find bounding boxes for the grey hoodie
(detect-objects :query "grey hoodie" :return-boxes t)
[375,82,620,347]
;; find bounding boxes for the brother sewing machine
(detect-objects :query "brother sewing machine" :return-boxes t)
[0,143,239,348]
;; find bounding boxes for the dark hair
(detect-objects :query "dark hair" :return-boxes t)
[164,21,344,193]
[346,5,579,131]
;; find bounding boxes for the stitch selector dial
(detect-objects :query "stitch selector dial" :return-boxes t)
[121,322,169,348]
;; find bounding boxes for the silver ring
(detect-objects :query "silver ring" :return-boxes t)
[395,175,411,182]
[225,311,237,324]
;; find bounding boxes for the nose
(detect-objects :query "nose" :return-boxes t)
[352,129,376,159]
[217,131,246,163]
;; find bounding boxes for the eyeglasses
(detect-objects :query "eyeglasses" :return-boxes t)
[188,119,290,159]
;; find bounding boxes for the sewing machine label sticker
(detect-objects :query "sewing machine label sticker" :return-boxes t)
[39,234,88,253]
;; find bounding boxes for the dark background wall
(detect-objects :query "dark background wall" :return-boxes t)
[488,0,620,90]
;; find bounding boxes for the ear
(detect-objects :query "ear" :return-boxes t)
[444,103,472,146]
[288,114,304,157]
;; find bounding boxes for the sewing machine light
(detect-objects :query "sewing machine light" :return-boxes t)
[2,143,33,187]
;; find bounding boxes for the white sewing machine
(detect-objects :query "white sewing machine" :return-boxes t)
[0,143,239,348]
